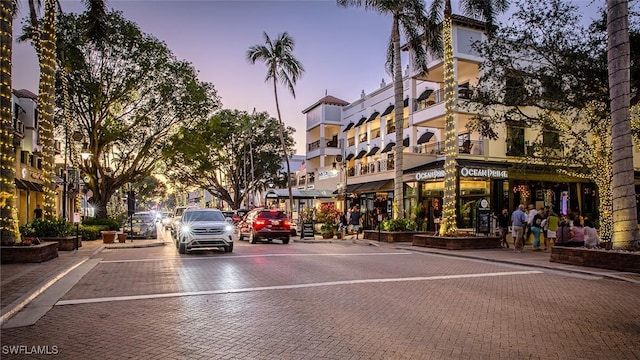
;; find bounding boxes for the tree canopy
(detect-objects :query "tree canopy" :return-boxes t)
[468,0,639,242]
[56,10,219,218]
[162,109,295,210]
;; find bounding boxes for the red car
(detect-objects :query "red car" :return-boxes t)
[236,208,291,244]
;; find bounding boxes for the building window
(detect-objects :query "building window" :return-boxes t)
[506,122,525,156]
[503,71,527,106]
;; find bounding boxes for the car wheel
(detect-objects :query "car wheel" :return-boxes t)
[225,243,233,253]
[178,242,186,254]
[283,236,290,245]
[250,231,257,244]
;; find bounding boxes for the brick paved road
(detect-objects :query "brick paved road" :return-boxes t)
[1,240,639,359]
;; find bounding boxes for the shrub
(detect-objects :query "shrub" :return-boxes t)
[79,225,107,241]
[380,218,417,232]
[316,203,340,224]
[82,217,121,230]
[20,218,75,237]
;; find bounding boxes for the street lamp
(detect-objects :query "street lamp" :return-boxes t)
[332,154,348,213]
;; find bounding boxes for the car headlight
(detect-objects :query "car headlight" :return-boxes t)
[225,224,234,233]
[180,224,191,234]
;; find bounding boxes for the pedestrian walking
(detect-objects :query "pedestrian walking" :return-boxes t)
[350,205,361,234]
[531,209,544,251]
[544,209,558,251]
[511,204,527,252]
[496,208,510,248]
[34,204,43,219]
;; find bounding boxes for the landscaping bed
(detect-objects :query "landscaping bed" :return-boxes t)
[412,234,502,250]
[39,236,82,251]
[362,230,421,243]
[550,247,640,273]
[0,241,59,263]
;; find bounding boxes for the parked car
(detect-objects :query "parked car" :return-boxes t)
[161,213,173,229]
[169,206,189,236]
[123,211,158,239]
[236,208,291,244]
[175,208,235,254]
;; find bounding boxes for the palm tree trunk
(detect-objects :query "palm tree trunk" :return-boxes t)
[392,16,404,219]
[607,0,638,249]
[0,2,18,244]
[37,0,57,218]
[440,2,458,235]
[272,76,294,217]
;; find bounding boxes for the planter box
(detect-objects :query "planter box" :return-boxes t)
[550,247,640,273]
[363,231,421,243]
[39,236,82,251]
[0,241,58,263]
[413,234,502,250]
[101,231,117,244]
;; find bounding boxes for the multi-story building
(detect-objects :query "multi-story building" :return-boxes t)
[11,89,47,224]
[301,15,618,231]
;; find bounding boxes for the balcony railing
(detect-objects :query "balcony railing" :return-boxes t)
[414,140,484,155]
[308,140,320,152]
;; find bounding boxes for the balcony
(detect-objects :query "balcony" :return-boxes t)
[414,140,484,156]
[307,140,321,152]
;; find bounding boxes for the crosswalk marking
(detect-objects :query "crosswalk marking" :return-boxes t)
[55,270,542,306]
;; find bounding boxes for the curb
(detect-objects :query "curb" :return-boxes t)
[103,242,166,249]
[0,257,90,326]
[396,246,640,284]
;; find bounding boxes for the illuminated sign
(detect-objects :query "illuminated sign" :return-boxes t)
[415,170,445,180]
[460,167,508,178]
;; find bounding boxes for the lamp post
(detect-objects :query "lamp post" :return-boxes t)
[332,154,348,214]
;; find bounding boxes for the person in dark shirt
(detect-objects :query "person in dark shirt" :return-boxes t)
[496,208,510,248]
[34,204,43,219]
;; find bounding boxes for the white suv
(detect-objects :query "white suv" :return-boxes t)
[175,208,236,254]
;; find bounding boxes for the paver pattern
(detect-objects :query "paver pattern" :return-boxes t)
[1,231,639,359]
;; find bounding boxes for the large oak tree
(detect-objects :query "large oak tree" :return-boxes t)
[56,10,219,218]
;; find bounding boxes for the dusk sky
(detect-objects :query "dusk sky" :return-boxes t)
[12,0,603,155]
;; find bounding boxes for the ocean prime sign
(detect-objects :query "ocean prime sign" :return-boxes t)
[460,167,508,178]
[415,167,508,181]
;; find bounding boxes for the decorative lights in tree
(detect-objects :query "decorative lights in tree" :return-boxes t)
[440,14,458,236]
[27,0,58,218]
[0,2,19,243]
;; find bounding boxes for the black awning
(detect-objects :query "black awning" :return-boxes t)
[355,180,393,193]
[345,153,355,161]
[343,122,354,132]
[355,116,367,127]
[416,88,434,101]
[366,111,379,123]
[381,104,394,117]
[366,146,380,157]
[15,179,43,192]
[14,178,28,190]
[381,142,395,153]
[403,137,409,147]
[403,97,409,107]
[354,150,367,160]
[417,131,435,144]
[26,181,43,192]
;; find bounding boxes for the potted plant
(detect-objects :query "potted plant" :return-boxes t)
[117,232,127,243]
[320,222,335,239]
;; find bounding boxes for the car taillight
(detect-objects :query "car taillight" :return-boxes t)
[254,219,266,230]
[283,219,291,229]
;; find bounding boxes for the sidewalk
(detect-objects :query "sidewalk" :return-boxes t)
[0,238,167,326]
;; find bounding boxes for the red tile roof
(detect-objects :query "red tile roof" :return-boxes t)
[12,89,38,100]
[302,95,349,114]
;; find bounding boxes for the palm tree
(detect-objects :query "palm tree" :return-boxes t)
[23,0,106,219]
[428,0,509,235]
[247,32,304,217]
[337,0,439,220]
[607,0,638,249]
[0,1,19,244]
